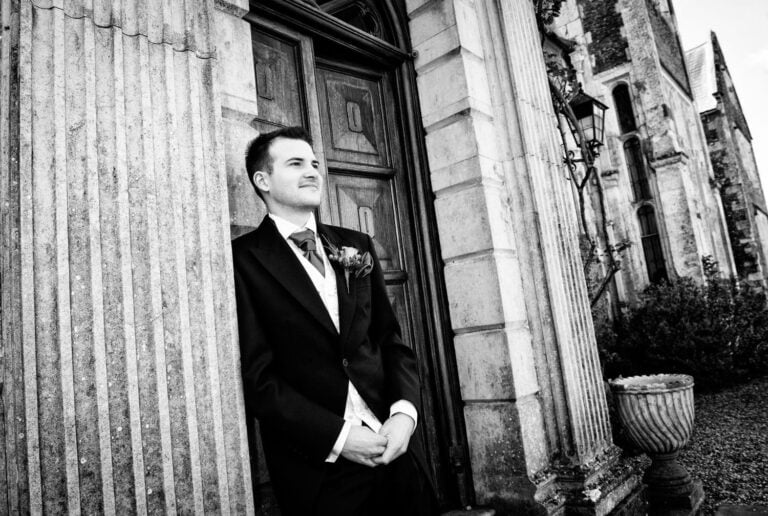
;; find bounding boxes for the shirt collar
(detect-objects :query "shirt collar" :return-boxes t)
[269,212,318,241]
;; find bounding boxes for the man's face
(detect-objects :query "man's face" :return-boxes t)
[255,137,323,212]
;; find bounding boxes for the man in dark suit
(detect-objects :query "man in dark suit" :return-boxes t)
[232,127,434,515]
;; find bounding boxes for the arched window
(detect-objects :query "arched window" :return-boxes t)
[624,137,651,201]
[612,84,637,134]
[638,205,668,283]
[319,0,393,43]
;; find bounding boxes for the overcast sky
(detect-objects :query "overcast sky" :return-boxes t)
[673,0,768,194]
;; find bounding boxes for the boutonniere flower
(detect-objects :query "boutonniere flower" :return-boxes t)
[323,239,374,293]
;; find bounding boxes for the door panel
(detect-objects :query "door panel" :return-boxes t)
[251,31,306,131]
[327,174,401,271]
[316,69,390,167]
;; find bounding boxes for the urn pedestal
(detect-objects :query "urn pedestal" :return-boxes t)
[609,374,704,516]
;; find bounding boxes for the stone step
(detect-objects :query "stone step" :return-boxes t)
[716,505,768,516]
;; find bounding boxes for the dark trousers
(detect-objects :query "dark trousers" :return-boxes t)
[313,453,436,516]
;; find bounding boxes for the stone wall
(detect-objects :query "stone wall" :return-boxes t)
[713,36,752,144]
[661,75,733,275]
[576,0,629,74]
[701,34,768,281]
[711,34,766,216]
[596,83,649,301]
[712,137,764,280]
[617,0,722,281]
[645,0,689,94]
[734,131,761,197]
[755,211,768,280]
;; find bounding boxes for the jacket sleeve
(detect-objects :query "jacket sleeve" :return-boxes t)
[234,265,345,462]
[364,234,422,415]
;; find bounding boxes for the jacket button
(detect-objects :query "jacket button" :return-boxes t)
[342,358,349,367]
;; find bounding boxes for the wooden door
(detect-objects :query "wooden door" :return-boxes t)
[313,57,444,492]
[247,10,464,512]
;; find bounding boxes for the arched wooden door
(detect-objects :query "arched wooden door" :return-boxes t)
[245,0,471,512]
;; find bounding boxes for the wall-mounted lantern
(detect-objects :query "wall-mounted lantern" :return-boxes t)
[566,90,608,157]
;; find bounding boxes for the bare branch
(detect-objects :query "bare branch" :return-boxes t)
[590,263,621,308]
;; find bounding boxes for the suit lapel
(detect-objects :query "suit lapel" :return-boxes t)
[318,224,357,350]
[250,218,338,337]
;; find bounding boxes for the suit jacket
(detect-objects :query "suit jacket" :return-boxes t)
[232,216,427,514]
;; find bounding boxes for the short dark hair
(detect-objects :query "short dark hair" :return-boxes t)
[245,126,313,200]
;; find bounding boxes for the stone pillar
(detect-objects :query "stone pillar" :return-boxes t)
[652,154,705,279]
[0,0,253,513]
[408,0,641,513]
[619,0,677,158]
[213,0,263,239]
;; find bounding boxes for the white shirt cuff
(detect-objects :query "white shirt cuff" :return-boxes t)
[325,421,352,463]
[389,400,418,433]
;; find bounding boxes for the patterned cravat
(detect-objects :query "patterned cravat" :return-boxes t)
[288,228,325,277]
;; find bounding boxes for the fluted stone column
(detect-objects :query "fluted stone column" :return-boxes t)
[408,0,641,513]
[0,0,253,513]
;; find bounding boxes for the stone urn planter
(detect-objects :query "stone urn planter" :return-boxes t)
[609,374,704,515]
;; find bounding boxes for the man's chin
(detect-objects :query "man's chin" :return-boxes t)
[299,194,323,208]
[269,193,323,213]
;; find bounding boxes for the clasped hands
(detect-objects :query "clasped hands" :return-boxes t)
[340,413,414,468]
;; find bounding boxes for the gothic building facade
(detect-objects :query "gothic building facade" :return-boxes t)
[551,0,738,304]
[687,32,768,284]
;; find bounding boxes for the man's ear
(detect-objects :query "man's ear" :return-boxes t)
[253,170,270,195]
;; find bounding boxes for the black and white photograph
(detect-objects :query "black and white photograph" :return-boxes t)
[0,0,766,514]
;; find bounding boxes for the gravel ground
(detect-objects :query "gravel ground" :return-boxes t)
[677,377,768,515]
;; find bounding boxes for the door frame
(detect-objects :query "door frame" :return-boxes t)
[245,0,474,508]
